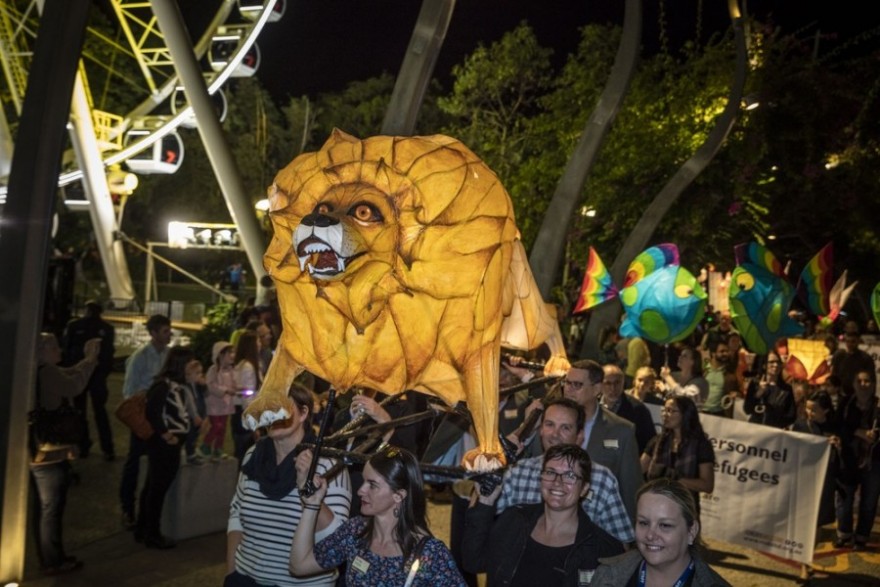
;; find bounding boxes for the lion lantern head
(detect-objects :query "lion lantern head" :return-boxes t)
[244,129,569,471]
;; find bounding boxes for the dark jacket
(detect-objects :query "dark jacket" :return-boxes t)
[743,378,796,429]
[462,502,624,586]
[145,379,191,438]
[610,394,657,453]
[591,549,731,587]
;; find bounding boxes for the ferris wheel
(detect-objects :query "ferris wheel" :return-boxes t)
[0,0,284,301]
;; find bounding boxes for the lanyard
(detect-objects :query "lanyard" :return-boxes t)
[637,558,695,587]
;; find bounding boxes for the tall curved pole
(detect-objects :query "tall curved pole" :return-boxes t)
[529,0,643,299]
[580,0,748,359]
[0,3,91,581]
[381,0,456,135]
[152,0,269,294]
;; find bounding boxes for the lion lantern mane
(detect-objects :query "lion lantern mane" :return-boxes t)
[244,130,568,470]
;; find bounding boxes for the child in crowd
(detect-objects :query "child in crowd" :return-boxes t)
[202,341,237,461]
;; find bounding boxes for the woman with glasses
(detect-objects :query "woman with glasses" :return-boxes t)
[591,478,731,586]
[226,384,351,587]
[743,351,796,429]
[461,444,624,586]
[641,396,715,516]
[291,445,464,586]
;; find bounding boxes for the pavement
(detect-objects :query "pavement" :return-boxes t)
[18,373,880,586]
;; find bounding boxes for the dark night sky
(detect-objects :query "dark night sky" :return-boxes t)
[246,0,879,103]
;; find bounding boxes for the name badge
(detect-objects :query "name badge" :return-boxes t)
[578,569,594,585]
[604,439,619,449]
[503,409,519,420]
[351,556,370,574]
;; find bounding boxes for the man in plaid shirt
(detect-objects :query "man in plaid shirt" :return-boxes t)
[495,397,635,543]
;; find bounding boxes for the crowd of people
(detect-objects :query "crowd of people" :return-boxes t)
[27,295,879,585]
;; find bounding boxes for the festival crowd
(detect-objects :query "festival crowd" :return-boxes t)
[28,294,879,586]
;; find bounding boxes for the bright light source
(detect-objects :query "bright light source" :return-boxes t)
[168,221,194,248]
[214,229,233,246]
[742,94,760,111]
[195,228,213,245]
[767,234,777,240]
[254,198,270,212]
[579,206,596,218]
[107,168,139,194]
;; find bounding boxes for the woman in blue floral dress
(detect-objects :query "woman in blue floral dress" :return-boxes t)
[291,445,465,586]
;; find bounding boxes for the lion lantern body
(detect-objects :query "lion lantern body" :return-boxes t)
[244,130,569,470]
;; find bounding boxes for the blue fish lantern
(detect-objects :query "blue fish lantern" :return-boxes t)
[729,241,804,354]
[574,244,707,345]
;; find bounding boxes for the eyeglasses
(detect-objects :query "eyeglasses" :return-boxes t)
[563,379,586,390]
[539,469,583,485]
[660,407,681,414]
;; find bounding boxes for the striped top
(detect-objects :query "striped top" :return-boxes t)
[229,448,352,586]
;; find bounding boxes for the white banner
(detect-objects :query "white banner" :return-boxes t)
[700,416,829,563]
[645,405,830,563]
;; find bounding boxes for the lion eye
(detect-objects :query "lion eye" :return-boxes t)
[349,202,383,223]
[315,203,333,215]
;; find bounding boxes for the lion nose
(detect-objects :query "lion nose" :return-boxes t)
[302,213,338,228]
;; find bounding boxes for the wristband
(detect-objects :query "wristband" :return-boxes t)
[302,504,321,511]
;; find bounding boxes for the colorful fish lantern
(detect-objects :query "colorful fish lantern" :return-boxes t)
[796,242,857,327]
[729,242,804,354]
[573,244,707,344]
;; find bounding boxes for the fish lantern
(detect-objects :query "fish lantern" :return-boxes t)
[574,244,707,344]
[729,241,803,354]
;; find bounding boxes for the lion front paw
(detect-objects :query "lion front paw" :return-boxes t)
[462,448,506,473]
[242,394,292,430]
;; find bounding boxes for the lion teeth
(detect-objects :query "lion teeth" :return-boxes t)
[303,243,331,254]
[307,262,315,274]
[298,256,308,272]
[337,257,346,272]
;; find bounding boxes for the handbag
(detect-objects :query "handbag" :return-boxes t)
[28,401,83,447]
[115,394,154,440]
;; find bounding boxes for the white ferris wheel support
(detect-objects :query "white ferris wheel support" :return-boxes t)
[153,0,269,295]
[0,0,278,305]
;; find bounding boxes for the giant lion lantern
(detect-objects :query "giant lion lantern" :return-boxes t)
[243,130,569,470]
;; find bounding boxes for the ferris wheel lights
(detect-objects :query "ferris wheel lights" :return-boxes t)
[107,168,139,195]
[168,221,195,249]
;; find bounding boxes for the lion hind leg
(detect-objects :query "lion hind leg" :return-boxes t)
[461,344,506,472]
[243,344,304,430]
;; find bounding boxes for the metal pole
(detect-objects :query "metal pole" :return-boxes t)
[151,0,267,297]
[68,70,136,302]
[145,242,155,305]
[381,0,456,135]
[0,2,91,581]
[124,236,236,303]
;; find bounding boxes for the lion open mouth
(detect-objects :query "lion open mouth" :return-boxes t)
[296,236,361,277]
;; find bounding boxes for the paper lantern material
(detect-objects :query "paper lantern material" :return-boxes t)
[244,130,569,471]
[729,242,804,354]
[574,244,707,345]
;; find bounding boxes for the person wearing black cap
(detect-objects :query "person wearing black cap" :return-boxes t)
[62,300,116,461]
